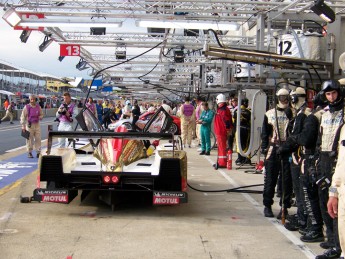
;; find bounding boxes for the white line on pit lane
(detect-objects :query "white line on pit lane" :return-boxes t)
[5,141,59,153]
[203,155,316,259]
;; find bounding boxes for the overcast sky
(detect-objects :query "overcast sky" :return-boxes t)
[0,9,159,80]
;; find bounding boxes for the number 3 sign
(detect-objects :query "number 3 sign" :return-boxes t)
[60,44,80,56]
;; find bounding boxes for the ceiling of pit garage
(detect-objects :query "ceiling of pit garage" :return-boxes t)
[1,1,345,100]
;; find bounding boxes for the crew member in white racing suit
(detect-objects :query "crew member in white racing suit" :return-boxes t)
[56,92,79,148]
[279,89,325,243]
[261,88,293,219]
[315,80,343,259]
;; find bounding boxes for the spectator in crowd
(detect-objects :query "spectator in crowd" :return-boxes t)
[0,98,14,124]
[96,99,103,125]
[20,94,43,158]
[86,97,97,117]
[131,100,141,130]
[102,99,111,129]
[161,99,172,115]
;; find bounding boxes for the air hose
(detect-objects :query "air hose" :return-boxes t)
[187,182,263,194]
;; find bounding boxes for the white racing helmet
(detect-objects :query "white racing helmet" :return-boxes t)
[125,100,131,105]
[276,88,290,109]
[216,94,226,104]
[290,87,306,110]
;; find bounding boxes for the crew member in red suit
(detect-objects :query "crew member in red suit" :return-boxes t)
[214,94,233,168]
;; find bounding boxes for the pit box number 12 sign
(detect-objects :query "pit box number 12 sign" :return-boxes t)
[60,44,81,56]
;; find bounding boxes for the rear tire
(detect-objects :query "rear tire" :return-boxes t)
[122,122,133,130]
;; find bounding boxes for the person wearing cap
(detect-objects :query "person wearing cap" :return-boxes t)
[315,80,343,259]
[261,88,293,219]
[214,94,233,168]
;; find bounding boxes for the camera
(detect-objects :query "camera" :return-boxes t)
[58,104,68,115]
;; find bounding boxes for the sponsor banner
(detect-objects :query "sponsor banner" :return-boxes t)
[42,195,68,203]
[153,191,187,205]
[153,196,180,205]
[34,189,70,203]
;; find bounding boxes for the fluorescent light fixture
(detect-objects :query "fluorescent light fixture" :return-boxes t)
[311,0,335,23]
[18,20,122,28]
[2,8,21,27]
[136,20,238,30]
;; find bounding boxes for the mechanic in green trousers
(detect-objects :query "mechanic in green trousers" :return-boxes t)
[197,102,215,155]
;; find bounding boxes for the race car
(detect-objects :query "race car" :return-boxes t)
[108,110,181,135]
[23,107,187,210]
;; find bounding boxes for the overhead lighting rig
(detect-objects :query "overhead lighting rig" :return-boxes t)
[311,0,336,23]
[2,8,21,27]
[39,35,53,52]
[20,30,31,43]
[76,58,89,71]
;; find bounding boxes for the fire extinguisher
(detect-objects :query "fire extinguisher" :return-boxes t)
[227,149,232,170]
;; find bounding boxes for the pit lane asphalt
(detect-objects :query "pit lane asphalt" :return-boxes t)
[0,144,326,259]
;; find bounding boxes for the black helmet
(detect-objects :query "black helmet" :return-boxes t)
[313,91,327,108]
[321,80,340,93]
[321,80,343,107]
[241,98,249,107]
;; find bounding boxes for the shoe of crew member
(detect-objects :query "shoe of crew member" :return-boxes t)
[284,219,306,232]
[320,241,335,250]
[199,151,205,155]
[235,157,243,165]
[36,152,40,158]
[277,208,288,220]
[300,230,324,243]
[264,206,274,217]
[10,122,14,124]
[28,152,33,158]
[315,248,341,259]
[298,226,308,236]
[205,151,210,156]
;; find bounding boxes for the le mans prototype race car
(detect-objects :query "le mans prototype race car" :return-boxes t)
[22,107,188,210]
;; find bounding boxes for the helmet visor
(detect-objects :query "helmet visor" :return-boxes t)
[278,95,289,102]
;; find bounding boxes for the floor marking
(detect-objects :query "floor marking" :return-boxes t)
[0,180,22,197]
[203,156,316,259]
[0,212,13,221]
[6,140,59,153]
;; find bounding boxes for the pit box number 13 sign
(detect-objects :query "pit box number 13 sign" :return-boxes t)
[60,44,81,56]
